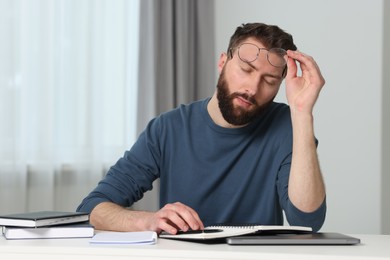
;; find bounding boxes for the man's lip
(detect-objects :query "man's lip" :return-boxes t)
[235,96,253,107]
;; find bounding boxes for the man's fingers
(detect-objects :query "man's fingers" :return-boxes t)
[168,202,204,230]
[286,55,298,79]
[155,202,204,234]
[287,51,323,79]
[157,205,189,232]
[172,202,204,230]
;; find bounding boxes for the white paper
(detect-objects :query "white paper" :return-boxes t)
[90,231,157,245]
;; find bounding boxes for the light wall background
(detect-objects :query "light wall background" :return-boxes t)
[215,0,389,234]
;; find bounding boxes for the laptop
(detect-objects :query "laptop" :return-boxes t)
[226,232,361,245]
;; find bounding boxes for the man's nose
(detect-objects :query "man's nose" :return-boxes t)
[244,76,261,96]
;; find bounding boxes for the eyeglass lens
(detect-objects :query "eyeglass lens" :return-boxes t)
[237,43,287,67]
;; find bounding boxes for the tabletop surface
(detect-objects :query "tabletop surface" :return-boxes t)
[1,233,389,260]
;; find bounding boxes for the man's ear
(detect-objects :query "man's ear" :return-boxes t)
[218,52,228,73]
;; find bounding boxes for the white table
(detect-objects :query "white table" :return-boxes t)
[1,233,389,260]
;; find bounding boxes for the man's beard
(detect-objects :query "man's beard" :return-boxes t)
[216,70,273,126]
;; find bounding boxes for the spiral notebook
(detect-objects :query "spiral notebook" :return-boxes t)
[159,224,312,241]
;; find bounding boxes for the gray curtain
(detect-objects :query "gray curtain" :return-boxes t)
[134,0,216,211]
[137,0,215,133]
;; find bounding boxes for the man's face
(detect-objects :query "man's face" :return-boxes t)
[216,38,285,126]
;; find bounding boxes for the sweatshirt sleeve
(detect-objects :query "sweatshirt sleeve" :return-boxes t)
[276,153,327,232]
[77,118,161,213]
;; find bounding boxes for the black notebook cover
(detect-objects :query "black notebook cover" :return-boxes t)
[0,211,89,227]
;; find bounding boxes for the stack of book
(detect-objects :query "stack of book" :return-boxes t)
[0,211,94,240]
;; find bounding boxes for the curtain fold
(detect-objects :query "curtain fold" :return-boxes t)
[134,0,216,211]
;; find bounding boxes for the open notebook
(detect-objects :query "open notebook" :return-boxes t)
[159,224,312,242]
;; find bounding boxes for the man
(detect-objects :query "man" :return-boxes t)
[77,23,326,234]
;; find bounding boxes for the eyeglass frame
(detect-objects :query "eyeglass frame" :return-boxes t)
[229,42,288,69]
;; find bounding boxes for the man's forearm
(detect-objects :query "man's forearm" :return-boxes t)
[288,112,326,212]
[89,201,204,233]
[90,201,151,231]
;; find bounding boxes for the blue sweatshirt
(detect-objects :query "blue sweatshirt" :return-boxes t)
[77,98,326,232]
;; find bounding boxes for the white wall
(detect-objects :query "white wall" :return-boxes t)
[215,0,386,234]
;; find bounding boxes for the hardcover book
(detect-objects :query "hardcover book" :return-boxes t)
[0,211,89,228]
[2,222,94,240]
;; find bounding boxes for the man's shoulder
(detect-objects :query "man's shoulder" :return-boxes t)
[269,101,290,112]
[160,98,209,118]
[263,102,291,122]
[259,102,292,132]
